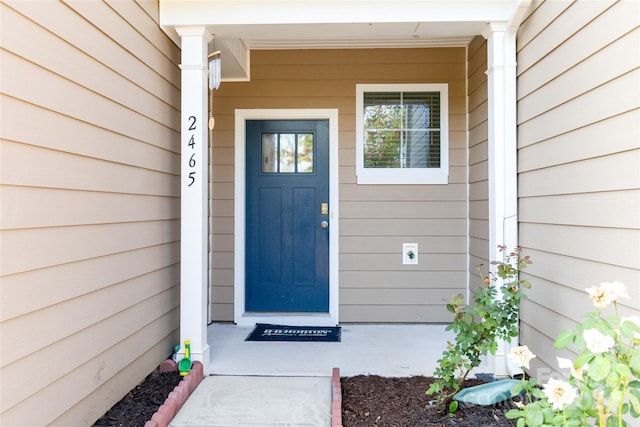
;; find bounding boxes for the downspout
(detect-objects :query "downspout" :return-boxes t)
[482,0,532,378]
[502,0,533,379]
[207,49,221,324]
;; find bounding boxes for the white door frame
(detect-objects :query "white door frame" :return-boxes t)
[234,109,340,326]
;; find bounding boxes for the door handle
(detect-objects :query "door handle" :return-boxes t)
[320,221,329,229]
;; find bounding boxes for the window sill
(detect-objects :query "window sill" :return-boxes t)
[356,171,449,185]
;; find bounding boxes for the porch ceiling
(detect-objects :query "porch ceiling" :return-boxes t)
[160,0,528,80]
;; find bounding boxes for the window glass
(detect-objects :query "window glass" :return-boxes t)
[363,91,440,169]
[356,83,448,184]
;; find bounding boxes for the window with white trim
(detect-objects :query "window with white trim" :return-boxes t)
[356,83,449,184]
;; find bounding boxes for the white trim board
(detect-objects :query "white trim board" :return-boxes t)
[233,109,340,326]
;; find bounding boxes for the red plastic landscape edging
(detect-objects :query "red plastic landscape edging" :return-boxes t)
[143,360,204,427]
[332,367,343,427]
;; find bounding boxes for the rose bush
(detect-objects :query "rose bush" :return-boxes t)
[506,282,640,427]
[426,246,531,411]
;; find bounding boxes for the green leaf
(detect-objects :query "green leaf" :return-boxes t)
[580,389,594,408]
[532,387,546,399]
[622,317,640,332]
[581,317,599,330]
[511,382,524,396]
[555,329,575,349]
[526,406,544,426]
[630,390,640,417]
[606,369,620,387]
[505,409,524,419]
[604,315,619,327]
[622,402,629,414]
[563,418,583,427]
[462,312,473,324]
[589,356,612,382]
[448,400,458,413]
[610,389,624,405]
[619,320,637,339]
[574,352,595,370]
[426,383,441,395]
[605,417,624,427]
[615,362,633,379]
[548,413,567,426]
[628,392,640,414]
[572,331,586,351]
[631,354,640,376]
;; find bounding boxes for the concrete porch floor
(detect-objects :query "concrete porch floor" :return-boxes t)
[205,322,464,377]
[169,323,492,427]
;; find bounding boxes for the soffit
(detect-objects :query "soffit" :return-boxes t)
[159,0,525,80]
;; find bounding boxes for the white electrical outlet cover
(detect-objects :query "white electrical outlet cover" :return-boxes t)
[402,243,418,265]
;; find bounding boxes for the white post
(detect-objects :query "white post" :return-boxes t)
[482,22,519,377]
[176,26,211,369]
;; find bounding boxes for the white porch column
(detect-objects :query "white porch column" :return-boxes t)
[482,22,519,377]
[177,26,211,368]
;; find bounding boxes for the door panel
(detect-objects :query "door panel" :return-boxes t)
[292,187,315,286]
[258,187,282,285]
[246,119,329,312]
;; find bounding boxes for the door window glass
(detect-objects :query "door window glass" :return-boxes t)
[261,134,277,173]
[297,134,314,173]
[262,132,314,173]
[279,134,296,172]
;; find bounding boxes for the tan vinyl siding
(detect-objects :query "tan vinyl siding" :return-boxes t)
[0,1,181,425]
[467,36,489,290]
[516,0,640,375]
[211,48,468,322]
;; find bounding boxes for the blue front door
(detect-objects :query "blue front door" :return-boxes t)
[245,119,329,312]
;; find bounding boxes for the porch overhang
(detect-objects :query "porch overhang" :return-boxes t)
[162,0,532,375]
[160,0,530,81]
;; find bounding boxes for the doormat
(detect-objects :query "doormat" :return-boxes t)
[245,323,341,342]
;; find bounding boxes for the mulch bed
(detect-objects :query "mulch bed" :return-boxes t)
[92,369,520,427]
[93,369,182,427]
[341,375,519,427]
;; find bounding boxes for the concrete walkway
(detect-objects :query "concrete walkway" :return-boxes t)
[170,375,332,427]
[169,323,481,426]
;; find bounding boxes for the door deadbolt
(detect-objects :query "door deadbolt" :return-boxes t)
[321,203,328,215]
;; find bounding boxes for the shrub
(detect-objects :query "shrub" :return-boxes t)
[426,246,532,410]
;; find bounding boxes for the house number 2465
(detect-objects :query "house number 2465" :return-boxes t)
[186,115,197,187]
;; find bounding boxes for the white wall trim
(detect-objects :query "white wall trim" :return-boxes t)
[234,109,340,326]
[177,26,211,369]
